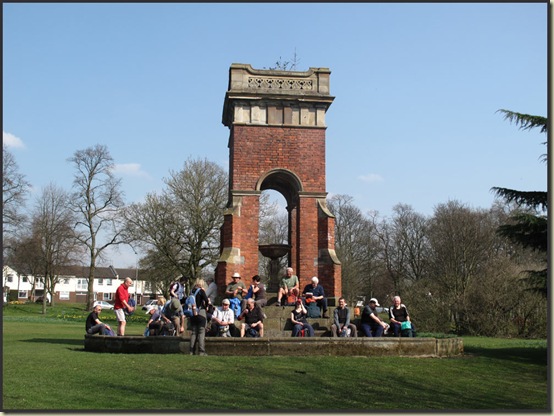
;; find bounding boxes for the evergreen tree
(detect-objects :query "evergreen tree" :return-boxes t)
[492,109,547,296]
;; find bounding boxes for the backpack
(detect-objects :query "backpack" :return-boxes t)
[246,327,260,338]
[307,302,321,318]
[183,288,201,317]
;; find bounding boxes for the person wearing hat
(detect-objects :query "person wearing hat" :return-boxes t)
[209,298,236,337]
[360,298,388,337]
[161,297,185,335]
[225,272,246,300]
[145,306,163,336]
[225,272,246,317]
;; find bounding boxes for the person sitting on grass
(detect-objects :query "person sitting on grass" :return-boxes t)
[290,299,315,337]
[86,305,113,336]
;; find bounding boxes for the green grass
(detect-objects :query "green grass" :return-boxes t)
[2,303,550,411]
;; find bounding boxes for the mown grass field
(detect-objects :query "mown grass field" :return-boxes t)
[2,303,549,412]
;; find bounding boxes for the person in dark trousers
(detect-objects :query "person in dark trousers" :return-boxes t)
[189,278,210,355]
[86,304,112,335]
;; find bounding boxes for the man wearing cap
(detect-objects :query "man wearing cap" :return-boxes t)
[301,276,330,318]
[210,298,236,337]
[161,297,185,334]
[360,298,388,337]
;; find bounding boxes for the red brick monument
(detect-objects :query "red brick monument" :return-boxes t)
[215,63,341,299]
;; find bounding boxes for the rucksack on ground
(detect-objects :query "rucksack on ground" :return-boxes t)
[183,288,201,317]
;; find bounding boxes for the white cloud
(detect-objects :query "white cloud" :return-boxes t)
[358,173,384,183]
[112,163,150,178]
[3,131,25,149]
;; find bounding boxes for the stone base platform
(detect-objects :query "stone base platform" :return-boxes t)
[84,335,463,358]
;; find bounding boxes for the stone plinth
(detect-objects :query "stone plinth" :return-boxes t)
[84,335,463,358]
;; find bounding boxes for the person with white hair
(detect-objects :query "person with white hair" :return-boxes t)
[388,295,414,337]
[301,276,329,318]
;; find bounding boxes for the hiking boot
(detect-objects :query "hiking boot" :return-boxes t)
[322,313,330,319]
[275,302,281,307]
[199,352,208,356]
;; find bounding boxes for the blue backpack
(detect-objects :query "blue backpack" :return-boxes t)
[183,288,201,317]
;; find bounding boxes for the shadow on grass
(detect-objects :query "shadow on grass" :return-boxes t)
[22,338,84,347]
[464,346,547,366]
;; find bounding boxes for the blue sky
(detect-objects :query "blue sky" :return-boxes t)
[3,3,547,268]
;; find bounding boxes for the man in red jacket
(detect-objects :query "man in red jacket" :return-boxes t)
[114,277,135,336]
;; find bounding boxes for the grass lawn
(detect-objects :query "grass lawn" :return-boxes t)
[2,303,550,411]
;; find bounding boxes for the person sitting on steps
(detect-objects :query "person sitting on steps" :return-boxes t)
[239,298,264,337]
[275,267,299,306]
[290,299,315,337]
[331,297,357,337]
[301,276,330,318]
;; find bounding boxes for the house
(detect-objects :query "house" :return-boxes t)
[2,264,154,305]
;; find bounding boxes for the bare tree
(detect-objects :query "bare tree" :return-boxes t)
[3,146,31,239]
[32,183,80,311]
[123,158,227,294]
[68,144,125,310]
[328,194,378,303]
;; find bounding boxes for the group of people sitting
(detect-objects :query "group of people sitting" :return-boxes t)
[85,269,414,354]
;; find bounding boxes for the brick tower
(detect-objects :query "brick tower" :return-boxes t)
[215,63,341,299]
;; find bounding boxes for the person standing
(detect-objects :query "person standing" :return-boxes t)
[205,277,218,305]
[189,278,210,355]
[360,298,388,337]
[114,277,134,336]
[86,304,112,335]
[275,267,299,306]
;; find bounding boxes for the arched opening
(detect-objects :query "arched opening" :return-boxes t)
[256,169,303,291]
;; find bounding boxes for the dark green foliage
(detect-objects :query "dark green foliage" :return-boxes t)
[492,109,547,298]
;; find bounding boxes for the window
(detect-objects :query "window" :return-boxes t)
[7,274,13,283]
[103,293,113,301]
[77,279,87,291]
[22,276,28,283]
[98,278,103,285]
[63,278,69,284]
[18,290,27,299]
[107,279,112,286]
[59,291,70,300]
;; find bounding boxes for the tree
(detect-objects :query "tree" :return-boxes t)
[123,158,227,294]
[328,194,379,303]
[68,144,125,310]
[427,200,499,334]
[492,109,547,297]
[2,146,30,238]
[31,183,80,311]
